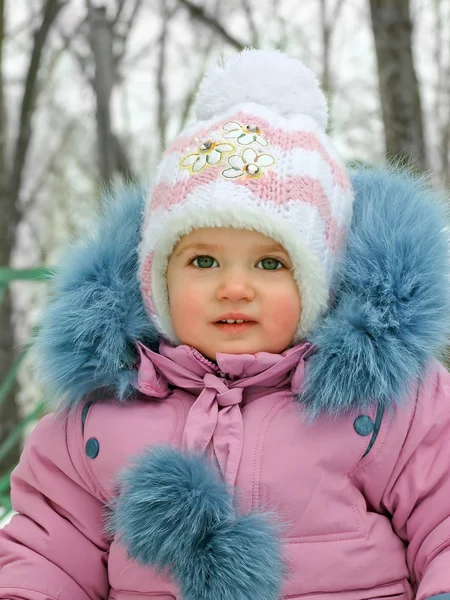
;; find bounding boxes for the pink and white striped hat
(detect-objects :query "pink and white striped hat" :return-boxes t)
[139,49,354,344]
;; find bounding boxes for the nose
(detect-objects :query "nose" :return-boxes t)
[216,267,255,302]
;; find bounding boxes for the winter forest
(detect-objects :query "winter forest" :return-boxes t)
[0,0,449,517]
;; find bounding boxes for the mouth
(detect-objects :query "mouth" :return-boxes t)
[216,319,253,324]
[215,313,256,323]
[213,316,257,333]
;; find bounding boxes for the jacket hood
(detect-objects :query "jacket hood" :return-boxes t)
[33,169,450,416]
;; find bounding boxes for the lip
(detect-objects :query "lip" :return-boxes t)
[214,313,256,323]
[214,321,256,334]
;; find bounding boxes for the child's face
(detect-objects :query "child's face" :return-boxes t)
[166,228,301,360]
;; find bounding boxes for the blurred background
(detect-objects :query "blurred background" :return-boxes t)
[0,0,449,520]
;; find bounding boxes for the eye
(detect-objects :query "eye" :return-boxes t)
[192,255,218,268]
[256,257,284,270]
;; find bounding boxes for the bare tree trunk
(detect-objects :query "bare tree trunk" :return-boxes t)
[0,0,64,477]
[319,0,331,98]
[369,0,426,170]
[156,0,169,156]
[0,0,19,471]
[319,1,346,99]
[317,0,346,131]
[10,0,65,202]
[0,0,4,186]
[87,3,116,184]
[86,1,135,184]
[433,0,450,185]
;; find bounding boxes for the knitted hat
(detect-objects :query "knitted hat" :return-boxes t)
[139,49,354,344]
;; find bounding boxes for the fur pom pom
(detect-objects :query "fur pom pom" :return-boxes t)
[179,513,285,600]
[108,446,233,566]
[108,446,284,600]
[194,49,328,130]
[301,169,450,419]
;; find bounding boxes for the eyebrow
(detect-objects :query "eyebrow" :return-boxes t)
[175,241,288,256]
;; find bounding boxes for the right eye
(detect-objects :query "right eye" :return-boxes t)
[192,255,218,268]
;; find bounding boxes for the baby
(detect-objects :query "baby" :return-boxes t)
[1,49,450,600]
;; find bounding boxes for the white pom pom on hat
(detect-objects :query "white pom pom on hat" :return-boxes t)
[194,48,328,131]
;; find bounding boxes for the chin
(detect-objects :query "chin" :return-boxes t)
[204,340,276,358]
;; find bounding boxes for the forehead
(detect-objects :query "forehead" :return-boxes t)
[174,227,286,250]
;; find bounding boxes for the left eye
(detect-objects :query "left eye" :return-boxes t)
[256,258,284,270]
[192,255,218,268]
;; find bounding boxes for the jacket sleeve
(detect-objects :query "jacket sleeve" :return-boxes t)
[381,362,450,600]
[0,409,110,600]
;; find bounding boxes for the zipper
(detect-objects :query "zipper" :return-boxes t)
[191,347,228,378]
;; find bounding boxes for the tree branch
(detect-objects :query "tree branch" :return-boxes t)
[46,16,87,85]
[10,0,65,205]
[112,0,126,26]
[331,0,347,27]
[22,118,77,208]
[0,0,5,190]
[4,13,39,42]
[178,28,216,131]
[177,0,245,50]
[156,0,169,153]
[123,39,155,68]
[57,25,91,83]
[114,0,144,65]
[113,133,135,182]
[242,0,258,47]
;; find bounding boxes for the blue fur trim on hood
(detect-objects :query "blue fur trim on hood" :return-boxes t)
[33,185,159,412]
[33,169,450,416]
[300,169,450,419]
[107,446,284,600]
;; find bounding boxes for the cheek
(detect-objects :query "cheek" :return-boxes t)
[168,274,208,339]
[264,286,301,332]
[171,289,203,323]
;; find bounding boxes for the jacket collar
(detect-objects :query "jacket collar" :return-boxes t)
[33,169,450,417]
[136,340,313,400]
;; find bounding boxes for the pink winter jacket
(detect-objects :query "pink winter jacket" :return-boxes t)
[1,339,450,600]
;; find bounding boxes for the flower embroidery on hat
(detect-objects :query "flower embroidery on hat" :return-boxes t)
[222,147,275,179]
[180,139,235,173]
[222,120,269,146]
